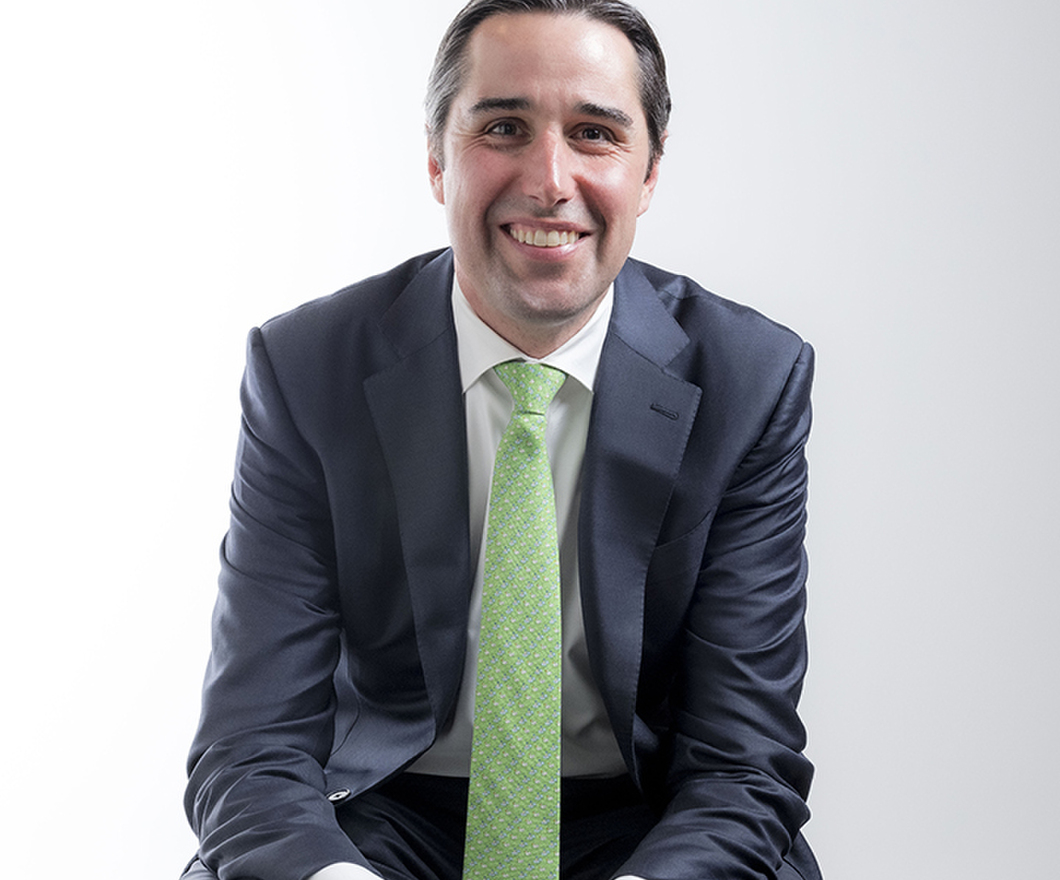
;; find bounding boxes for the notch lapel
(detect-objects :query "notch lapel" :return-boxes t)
[363,251,472,732]
[579,260,702,781]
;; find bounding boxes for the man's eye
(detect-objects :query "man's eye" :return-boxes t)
[577,127,612,143]
[487,121,520,137]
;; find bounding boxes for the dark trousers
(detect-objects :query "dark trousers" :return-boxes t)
[182,773,655,880]
[182,772,820,880]
[335,773,658,880]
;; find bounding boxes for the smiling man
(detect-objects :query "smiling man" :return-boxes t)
[183,2,822,880]
[429,11,659,358]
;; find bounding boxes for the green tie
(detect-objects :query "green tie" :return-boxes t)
[463,361,566,880]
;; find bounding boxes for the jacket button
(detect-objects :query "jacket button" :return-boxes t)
[327,788,351,804]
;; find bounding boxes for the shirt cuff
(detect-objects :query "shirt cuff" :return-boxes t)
[306,863,383,880]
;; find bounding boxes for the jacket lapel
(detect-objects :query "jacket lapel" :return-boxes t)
[361,253,701,768]
[363,250,472,732]
[579,260,702,781]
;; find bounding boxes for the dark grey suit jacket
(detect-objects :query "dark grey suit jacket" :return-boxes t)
[186,249,819,880]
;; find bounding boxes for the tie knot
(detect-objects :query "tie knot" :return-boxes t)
[494,361,566,415]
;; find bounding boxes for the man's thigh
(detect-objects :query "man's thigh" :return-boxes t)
[558,775,658,880]
[180,773,658,880]
[341,773,657,880]
[334,774,467,880]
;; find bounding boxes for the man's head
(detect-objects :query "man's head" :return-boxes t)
[426,1,671,356]
[427,0,670,175]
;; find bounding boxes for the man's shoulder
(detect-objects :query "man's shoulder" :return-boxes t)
[623,257,807,366]
[619,258,813,442]
[259,248,450,344]
[245,248,453,396]
[627,258,802,342]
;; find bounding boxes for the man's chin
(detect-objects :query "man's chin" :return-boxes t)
[505,283,610,329]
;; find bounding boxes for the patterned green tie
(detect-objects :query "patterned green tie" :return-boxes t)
[463,361,566,880]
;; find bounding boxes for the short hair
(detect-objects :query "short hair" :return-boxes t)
[426,0,671,172]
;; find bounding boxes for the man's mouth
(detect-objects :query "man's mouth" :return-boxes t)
[506,225,583,248]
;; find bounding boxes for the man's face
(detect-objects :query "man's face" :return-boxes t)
[429,12,662,356]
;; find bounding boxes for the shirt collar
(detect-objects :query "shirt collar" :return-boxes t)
[452,275,613,395]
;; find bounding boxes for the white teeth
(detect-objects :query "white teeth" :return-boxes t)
[509,227,581,248]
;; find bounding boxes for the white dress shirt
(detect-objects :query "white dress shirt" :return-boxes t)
[410,277,626,778]
[309,281,632,880]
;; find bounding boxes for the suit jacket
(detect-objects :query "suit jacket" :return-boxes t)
[186,249,818,880]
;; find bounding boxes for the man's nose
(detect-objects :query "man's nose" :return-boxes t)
[521,129,576,207]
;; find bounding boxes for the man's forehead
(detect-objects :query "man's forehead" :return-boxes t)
[455,13,643,117]
[464,11,638,66]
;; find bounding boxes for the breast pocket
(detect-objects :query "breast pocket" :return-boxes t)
[645,506,716,588]
[641,507,717,677]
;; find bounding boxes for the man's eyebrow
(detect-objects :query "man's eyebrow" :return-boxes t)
[575,102,635,129]
[468,97,532,115]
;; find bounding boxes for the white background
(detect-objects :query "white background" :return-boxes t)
[3,1,1058,877]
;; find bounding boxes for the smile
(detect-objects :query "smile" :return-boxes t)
[507,225,583,248]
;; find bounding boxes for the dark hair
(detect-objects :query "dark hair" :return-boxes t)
[426,0,671,172]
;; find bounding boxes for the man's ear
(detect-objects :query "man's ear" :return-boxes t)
[638,130,666,216]
[428,144,445,205]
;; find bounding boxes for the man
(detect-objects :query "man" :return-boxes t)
[183,1,822,879]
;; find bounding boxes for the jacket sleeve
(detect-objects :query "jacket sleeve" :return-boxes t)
[185,328,371,880]
[620,342,816,880]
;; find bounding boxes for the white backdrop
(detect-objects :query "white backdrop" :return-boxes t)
[3,2,1058,877]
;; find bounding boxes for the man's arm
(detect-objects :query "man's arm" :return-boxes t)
[185,328,369,880]
[620,342,816,879]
